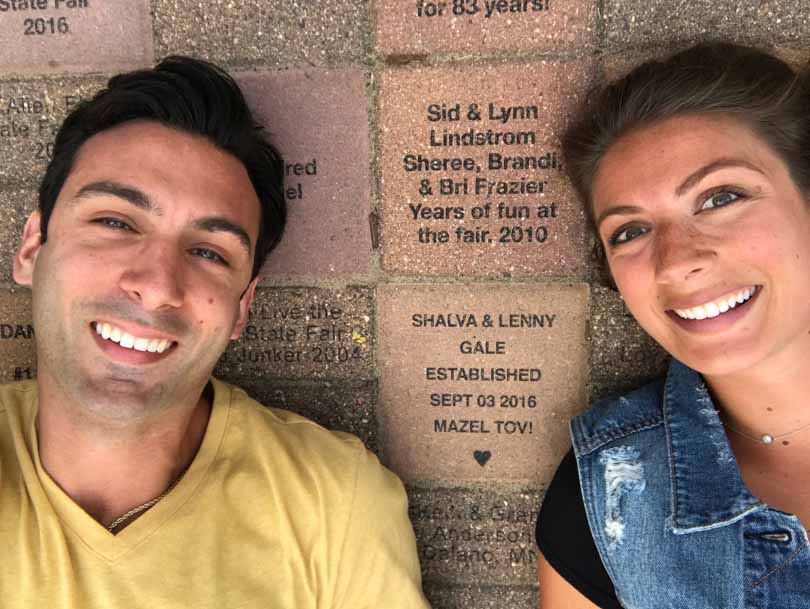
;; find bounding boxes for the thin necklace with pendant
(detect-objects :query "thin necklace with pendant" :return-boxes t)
[724,419,810,445]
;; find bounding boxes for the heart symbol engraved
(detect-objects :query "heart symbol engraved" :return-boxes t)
[473,450,492,467]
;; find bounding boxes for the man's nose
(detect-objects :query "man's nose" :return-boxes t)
[653,221,717,285]
[118,243,185,310]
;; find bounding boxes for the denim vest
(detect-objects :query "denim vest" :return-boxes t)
[571,359,810,609]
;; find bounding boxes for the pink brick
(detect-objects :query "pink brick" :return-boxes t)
[379,60,593,277]
[376,0,596,56]
[238,70,373,280]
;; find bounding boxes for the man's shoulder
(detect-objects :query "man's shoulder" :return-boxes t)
[0,381,38,417]
[212,377,368,469]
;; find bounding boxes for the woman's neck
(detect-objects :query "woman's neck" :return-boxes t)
[705,351,810,447]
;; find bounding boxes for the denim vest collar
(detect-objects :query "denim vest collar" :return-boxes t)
[664,359,765,533]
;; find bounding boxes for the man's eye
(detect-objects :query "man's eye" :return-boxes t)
[700,190,741,211]
[190,248,227,265]
[94,217,133,231]
[608,224,648,246]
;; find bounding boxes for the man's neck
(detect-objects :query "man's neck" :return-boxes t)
[35,377,212,529]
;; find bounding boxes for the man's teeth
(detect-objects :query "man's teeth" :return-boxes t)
[673,287,756,320]
[94,322,172,353]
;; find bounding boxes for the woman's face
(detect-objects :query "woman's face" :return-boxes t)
[592,114,810,377]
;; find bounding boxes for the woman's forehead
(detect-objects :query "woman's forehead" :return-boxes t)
[591,115,776,208]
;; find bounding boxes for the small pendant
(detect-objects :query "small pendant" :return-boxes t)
[762,434,774,444]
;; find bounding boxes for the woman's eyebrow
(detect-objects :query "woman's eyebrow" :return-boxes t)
[596,205,644,230]
[674,158,766,196]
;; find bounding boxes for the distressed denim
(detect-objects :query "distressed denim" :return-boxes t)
[571,360,810,609]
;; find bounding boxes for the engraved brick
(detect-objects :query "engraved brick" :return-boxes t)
[238,70,373,280]
[233,378,379,452]
[0,289,36,384]
[0,76,106,187]
[0,1,152,75]
[379,61,593,277]
[424,583,537,609]
[604,0,810,49]
[0,188,36,283]
[376,0,596,56]
[378,283,588,483]
[408,485,541,585]
[153,0,367,70]
[590,285,668,402]
[215,287,374,381]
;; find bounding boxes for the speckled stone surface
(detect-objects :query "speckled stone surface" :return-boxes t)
[237,69,373,280]
[376,0,596,56]
[379,60,593,277]
[152,0,369,69]
[590,285,669,402]
[378,283,588,483]
[424,583,537,609]
[0,289,35,384]
[0,76,107,187]
[233,378,379,452]
[215,286,374,380]
[0,188,37,283]
[0,1,152,75]
[604,0,810,49]
[408,484,541,585]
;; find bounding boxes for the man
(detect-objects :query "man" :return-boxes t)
[1,57,428,608]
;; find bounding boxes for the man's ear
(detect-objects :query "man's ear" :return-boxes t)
[230,276,259,340]
[13,210,43,287]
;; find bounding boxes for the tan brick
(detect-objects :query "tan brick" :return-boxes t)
[215,287,374,380]
[378,283,588,483]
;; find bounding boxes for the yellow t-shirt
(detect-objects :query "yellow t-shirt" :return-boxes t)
[0,379,429,609]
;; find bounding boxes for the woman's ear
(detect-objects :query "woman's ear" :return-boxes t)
[13,210,43,287]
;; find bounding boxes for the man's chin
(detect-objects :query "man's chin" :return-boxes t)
[71,374,173,423]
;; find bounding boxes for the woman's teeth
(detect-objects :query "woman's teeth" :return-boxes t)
[94,322,172,353]
[673,287,756,320]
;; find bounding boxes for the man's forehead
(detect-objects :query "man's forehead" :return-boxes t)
[62,121,261,238]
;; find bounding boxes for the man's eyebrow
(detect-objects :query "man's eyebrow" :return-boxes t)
[193,216,252,253]
[675,158,766,196]
[596,205,645,230]
[72,181,162,215]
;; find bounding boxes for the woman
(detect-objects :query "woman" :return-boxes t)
[536,43,810,608]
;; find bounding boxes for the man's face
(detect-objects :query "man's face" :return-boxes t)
[14,120,261,421]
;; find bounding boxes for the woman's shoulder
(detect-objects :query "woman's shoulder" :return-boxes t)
[571,377,667,456]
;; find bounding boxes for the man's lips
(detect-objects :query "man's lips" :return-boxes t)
[90,321,177,365]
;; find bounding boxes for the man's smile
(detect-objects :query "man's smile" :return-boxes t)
[91,321,178,364]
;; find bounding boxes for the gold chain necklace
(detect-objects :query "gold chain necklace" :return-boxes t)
[106,474,184,533]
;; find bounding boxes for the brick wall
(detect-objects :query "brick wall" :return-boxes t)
[1,1,806,607]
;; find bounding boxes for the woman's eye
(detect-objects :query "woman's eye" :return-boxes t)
[609,224,648,246]
[190,248,227,265]
[94,217,133,231]
[700,191,740,210]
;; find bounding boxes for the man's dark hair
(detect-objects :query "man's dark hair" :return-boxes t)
[562,42,810,285]
[39,55,286,280]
